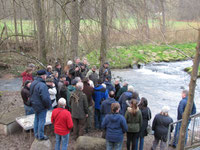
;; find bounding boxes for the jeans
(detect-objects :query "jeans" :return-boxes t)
[55,133,70,150]
[24,105,34,115]
[106,140,123,150]
[34,109,47,139]
[151,137,166,150]
[127,132,138,150]
[135,137,144,150]
[95,109,102,129]
[173,121,190,146]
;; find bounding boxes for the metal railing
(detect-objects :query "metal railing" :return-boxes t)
[166,113,200,150]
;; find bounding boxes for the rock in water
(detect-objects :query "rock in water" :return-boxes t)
[30,139,52,150]
[75,136,106,150]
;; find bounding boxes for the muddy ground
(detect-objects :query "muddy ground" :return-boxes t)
[0,90,175,150]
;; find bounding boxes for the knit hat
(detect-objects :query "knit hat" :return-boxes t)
[24,80,32,87]
[161,106,170,113]
[37,69,47,76]
[58,98,66,106]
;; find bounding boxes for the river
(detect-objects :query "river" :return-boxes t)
[0,60,199,121]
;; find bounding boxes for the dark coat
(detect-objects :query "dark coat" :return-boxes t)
[21,86,31,106]
[139,107,151,137]
[104,81,115,93]
[102,113,128,142]
[116,85,128,100]
[152,114,173,142]
[30,77,51,113]
[83,83,94,106]
[101,98,118,115]
[119,91,133,116]
[114,84,121,99]
[89,72,99,87]
[69,89,88,119]
[177,97,196,120]
[99,66,111,82]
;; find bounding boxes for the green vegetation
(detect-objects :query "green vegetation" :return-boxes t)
[87,43,196,68]
[184,66,200,77]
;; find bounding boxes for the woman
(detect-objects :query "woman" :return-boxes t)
[125,99,143,150]
[135,97,151,150]
[51,98,73,150]
[21,80,34,115]
[102,103,128,150]
[21,67,34,86]
[151,106,173,150]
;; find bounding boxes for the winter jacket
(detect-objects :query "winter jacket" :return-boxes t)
[101,98,118,115]
[67,85,76,108]
[114,84,121,100]
[69,89,88,119]
[152,113,173,142]
[139,107,151,137]
[21,86,31,106]
[177,97,196,120]
[125,107,143,133]
[104,81,115,93]
[119,91,133,116]
[83,83,94,106]
[48,85,57,100]
[93,85,108,110]
[30,77,51,113]
[87,70,99,87]
[51,108,73,136]
[116,85,128,100]
[21,71,34,85]
[99,66,111,82]
[55,67,62,79]
[102,113,128,143]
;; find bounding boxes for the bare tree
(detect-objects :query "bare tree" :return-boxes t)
[100,0,108,66]
[33,0,47,64]
[13,0,19,49]
[177,29,200,149]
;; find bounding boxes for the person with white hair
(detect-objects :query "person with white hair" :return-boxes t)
[151,106,173,150]
[119,85,136,116]
[51,98,73,150]
[69,82,88,140]
[116,81,128,100]
[46,65,53,76]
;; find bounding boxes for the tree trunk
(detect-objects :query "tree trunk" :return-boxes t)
[33,0,47,64]
[53,0,58,60]
[13,0,19,49]
[100,0,108,66]
[19,1,24,45]
[160,0,166,33]
[177,29,200,149]
[70,0,80,59]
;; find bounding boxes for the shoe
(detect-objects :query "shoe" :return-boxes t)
[38,135,49,141]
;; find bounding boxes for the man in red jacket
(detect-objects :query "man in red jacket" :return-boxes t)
[51,98,73,150]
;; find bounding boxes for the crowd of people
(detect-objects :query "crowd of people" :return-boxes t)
[20,58,196,150]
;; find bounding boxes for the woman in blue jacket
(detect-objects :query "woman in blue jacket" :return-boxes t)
[102,103,128,150]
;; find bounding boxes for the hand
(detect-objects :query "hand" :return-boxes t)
[75,67,79,71]
[86,114,88,118]
[52,83,55,87]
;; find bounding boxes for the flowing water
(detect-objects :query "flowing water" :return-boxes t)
[0,60,199,121]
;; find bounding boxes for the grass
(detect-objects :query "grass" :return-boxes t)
[87,43,196,68]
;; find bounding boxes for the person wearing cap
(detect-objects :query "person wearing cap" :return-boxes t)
[51,98,73,150]
[21,80,34,115]
[29,69,51,140]
[172,90,196,148]
[99,62,111,82]
[151,106,173,150]
[46,76,57,109]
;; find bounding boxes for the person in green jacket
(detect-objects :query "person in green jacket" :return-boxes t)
[116,82,128,100]
[125,99,143,150]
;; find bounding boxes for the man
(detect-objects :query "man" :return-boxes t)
[55,62,62,79]
[69,82,88,140]
[104,77,115,93]
[30,70,51,140]
[99,62,111,82]
[69,57,82,79]
[57,75,66,100]
[101,91,118,120]
[51,98,73,150]
[86,65,99,87]
[119,85,134,116]
[114,79,121,100]
[93,79,108,129]
[82,77,94,132]
[116,81,128,100]
[172,90,196,148]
